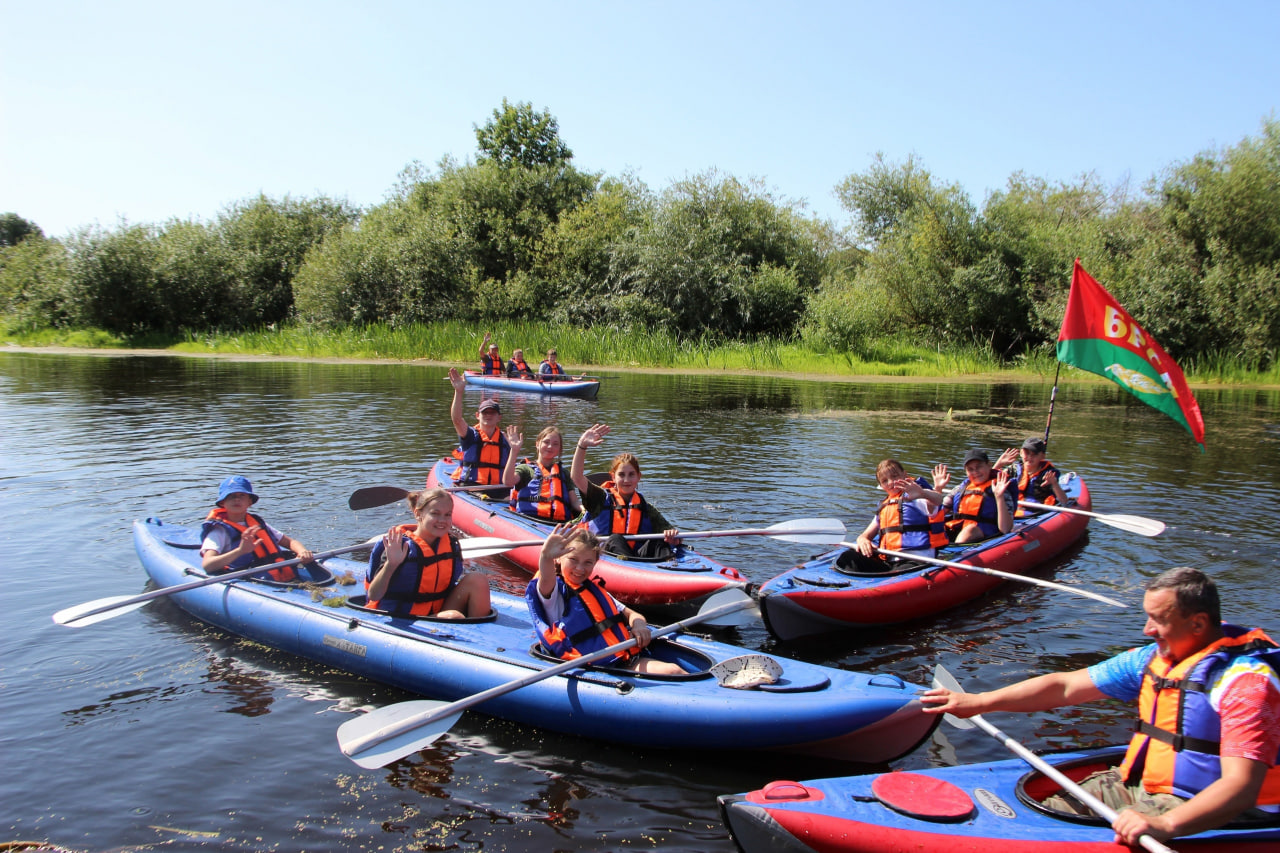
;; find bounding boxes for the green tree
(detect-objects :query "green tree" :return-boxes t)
[0,235,72,331]
[475,99,573,169]
[0,213,43,248]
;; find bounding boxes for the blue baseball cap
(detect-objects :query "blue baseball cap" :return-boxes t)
[216,475,259,505]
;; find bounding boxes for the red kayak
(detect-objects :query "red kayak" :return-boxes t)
[756,474,1092,640]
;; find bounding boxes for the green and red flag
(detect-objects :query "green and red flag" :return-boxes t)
[1056,259,1205,447]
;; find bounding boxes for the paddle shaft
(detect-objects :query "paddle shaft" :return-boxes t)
[873,546,1126,608]
[970,712,1174,853]
[57,537,377,625]
[623,525,842,542]
[340,595,756,760]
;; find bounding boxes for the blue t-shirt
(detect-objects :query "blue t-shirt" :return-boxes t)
[1087,643,1159,701]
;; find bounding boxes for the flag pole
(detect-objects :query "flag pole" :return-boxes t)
[1043,360,1061,450]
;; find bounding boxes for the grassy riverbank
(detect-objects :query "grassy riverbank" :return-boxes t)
[5,321,1278,386]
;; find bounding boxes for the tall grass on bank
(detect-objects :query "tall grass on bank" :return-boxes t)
[5,321,1278,384]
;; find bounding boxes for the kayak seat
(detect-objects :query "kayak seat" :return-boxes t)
[528,639,715,681]
[342,595,499,623]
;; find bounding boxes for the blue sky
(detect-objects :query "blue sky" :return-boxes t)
[3,1,1277,237]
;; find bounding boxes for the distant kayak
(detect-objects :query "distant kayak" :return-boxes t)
[756,473,1092,641]
[463,370,600,399]
[719,745,1280,852]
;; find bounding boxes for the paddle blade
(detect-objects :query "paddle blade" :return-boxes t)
[696,587,758,626]
[931,664,976,730]
[337,700,460,769]
[1098,514,1165,537]
[349,486,410,511]
[763,517,848,545]
[53,595,150,627]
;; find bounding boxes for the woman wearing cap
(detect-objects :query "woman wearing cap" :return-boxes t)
[448,367,511,489]
[995,437,1070,517]
[937,449,1015,544]
[200,475,314,580]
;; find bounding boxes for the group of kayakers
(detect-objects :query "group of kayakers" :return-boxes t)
[479,331,579,380]
[841,437,1066,572]
[196,381,1280,847]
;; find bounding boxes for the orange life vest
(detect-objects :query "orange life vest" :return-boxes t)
[509,358,532,377]
[877,484,947,552]
[511,459,573,521]
[1016,460,1059,517]
[367,525,457,617]
[945,477,1000,537]
[202,508,296,581]
[1118,627,1280,803]
[527,575,638,663]
[480,353,503,376]
[589,482,650,537]
[451,424,506,485]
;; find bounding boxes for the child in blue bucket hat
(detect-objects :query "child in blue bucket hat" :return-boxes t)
[200,475,315,581]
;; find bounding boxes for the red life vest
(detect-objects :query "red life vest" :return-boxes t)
[1016,460,1059,517]
[878,482,947,552]
[511,459,573,521]
[589,482,650,537]
[367,525,457,617]
[202,508,296,581]
[1118,627,1280,803]
[480,353,504,376]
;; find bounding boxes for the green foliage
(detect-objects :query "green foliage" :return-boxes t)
[0,213,43,248]
[0,235,72,332]
[475,99,574,169]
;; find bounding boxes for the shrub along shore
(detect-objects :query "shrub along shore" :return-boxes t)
[4,321,1277,387]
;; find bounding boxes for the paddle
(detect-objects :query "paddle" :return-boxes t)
[931,665,1176,853]
[624,518,847,546]
[336,588,758,768]
[866,544,1126,608]
[349,484,505,511]
[53,535,383,628]
[1019,501,1165,537]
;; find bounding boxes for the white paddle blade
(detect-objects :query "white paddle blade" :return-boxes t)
[696,587,758,626]
[337,700,460,769]
[53,595,151,627]
[766,517,849,544]
[1101,514,1166,537]
[931,664,976,730]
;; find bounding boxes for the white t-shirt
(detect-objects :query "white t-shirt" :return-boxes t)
[201,521,283,555]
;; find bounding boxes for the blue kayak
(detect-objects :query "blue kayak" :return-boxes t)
[463,370,600,398]
[719,746,1280,852]
[134,518,939,763]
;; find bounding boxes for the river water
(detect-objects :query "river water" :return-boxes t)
[3,351,1278,852]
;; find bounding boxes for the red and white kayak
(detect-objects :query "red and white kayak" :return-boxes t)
[719,745,1280,852]
[427,457,748,610]
[756,474,1092,641]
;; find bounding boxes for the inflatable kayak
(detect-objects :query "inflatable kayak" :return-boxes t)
[427,457,749,611]
[134,518,938,763]
[756,474,1092,641]
[463,370,600,399]
[718,745,1280,852]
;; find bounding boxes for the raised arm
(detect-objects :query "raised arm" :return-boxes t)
[478,331,491,360]
[993,468,1014,534]
[571,423,611,493]
[448,368,468,438]
[501,425,525,488]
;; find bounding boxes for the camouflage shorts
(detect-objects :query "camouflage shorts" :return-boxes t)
[1041,768,1185,817]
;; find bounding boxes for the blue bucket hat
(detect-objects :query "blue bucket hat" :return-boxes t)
[217,475,259,505]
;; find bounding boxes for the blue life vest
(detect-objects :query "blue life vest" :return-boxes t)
[588,484,654,537]
[511,459,574,521]
[877,476,947,552]
[366,529,462,618]
[539,361,565,375]
[454,425,509,485]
